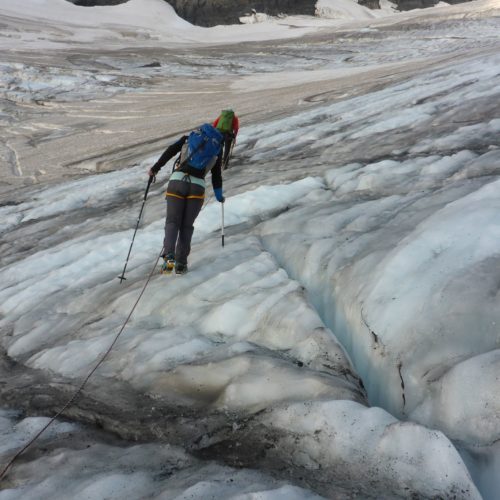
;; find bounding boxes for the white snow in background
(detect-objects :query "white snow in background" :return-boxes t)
[0,0,321,48]
[2,0,497,103]
[0,412,324,500]
[315,0,378,20]
[194,177,325,236]
[240,0,380,24]
[1,0,500,498]
[0,0,185,28]
[265,400,479,497]
[0,176,324,325]
[410,349,500,444]
[0,165,146,233]
[0,410,77,456]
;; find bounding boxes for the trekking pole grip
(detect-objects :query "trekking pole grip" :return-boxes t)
[144,174,155,200]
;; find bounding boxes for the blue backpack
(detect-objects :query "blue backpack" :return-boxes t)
[180,124,224,172]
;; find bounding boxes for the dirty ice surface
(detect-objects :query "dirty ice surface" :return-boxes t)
[1,0,500,499]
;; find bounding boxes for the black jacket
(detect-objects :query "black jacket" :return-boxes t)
[151,136,222,189]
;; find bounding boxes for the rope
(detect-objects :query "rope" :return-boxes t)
[1,172,222,481]
[0,251,163,481]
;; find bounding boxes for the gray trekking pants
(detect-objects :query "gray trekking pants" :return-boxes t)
[163,178,205,265]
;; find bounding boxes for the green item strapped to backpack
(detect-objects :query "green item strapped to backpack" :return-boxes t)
[216,109,235,133]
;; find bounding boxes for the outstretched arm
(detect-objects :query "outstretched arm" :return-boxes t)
[211,154,224,203]
[232,116,239,137]
[148,136,187,176]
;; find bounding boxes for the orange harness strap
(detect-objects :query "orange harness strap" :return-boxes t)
[166,192,205,200]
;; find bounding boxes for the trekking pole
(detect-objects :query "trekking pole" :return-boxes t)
[223,139,235,170]
[118,175,155,283]
[221,201,225,248]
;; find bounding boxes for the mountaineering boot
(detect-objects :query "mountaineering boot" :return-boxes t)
[161,254,175,274]
[175,262,188,275]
